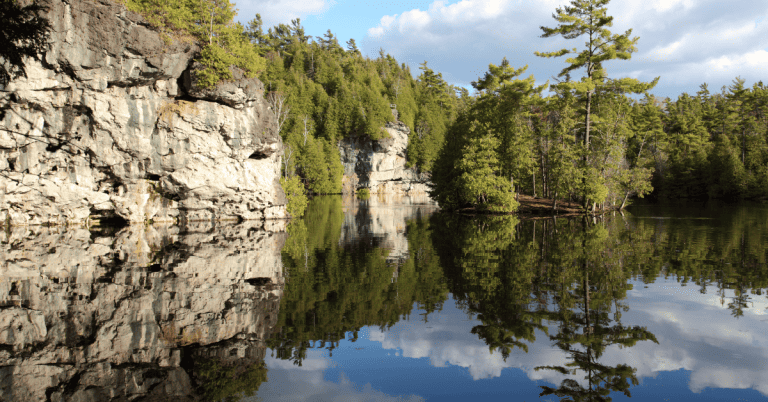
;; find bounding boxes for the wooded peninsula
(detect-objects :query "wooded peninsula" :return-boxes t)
[4,0,766,218]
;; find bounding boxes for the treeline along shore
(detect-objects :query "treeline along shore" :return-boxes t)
[2,0,767,223]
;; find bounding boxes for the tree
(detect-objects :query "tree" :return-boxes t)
[0,0,51,86]
[346,38,360,55]
[536,0,658,209]
[126,0,266,88]
[456,135,518,213]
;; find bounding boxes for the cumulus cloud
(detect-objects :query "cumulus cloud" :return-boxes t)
[362,0,768,96]
[233,0,336,30]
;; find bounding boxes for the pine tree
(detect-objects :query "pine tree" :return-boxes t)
[536,0,658,210]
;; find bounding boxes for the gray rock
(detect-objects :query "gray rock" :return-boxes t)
[0,0,286,226]
[182,62,266,109]
[339,120,433,196]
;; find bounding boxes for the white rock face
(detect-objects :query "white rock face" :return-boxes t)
[0,222,286,401]
[339,121,432,196]
[0,0,286,226]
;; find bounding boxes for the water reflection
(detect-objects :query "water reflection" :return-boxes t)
[2,199,768,401]
[264,200,768,401]
[432,216,659,400]
[269,196,446,366]
[0,221,286,401]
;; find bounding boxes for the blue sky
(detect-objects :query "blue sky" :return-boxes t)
[231,0,768,98]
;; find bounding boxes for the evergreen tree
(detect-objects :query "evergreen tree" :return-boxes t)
[536,0,658,209]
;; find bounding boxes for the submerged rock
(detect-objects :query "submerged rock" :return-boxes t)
[0,0,286,226]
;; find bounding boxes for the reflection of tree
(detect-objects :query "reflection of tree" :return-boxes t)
[535,219,658,401]
[629,204,768,318]
[432,215,659,400]
[191,355,268,402]
[270,197,448,365]
[433,215,549,359]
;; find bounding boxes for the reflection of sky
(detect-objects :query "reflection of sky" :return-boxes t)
[255,277,768,401]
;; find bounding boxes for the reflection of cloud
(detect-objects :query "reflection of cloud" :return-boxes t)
[368,279,768,396]
[369,303,570,382]
[253,350,424,401]
[616,279,768,396]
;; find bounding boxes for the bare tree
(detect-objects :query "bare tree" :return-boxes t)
[392,76,401,100]
[300,114,312,146]
[266,91,290,135]
[415,119,429,140]
[282,144,294,178]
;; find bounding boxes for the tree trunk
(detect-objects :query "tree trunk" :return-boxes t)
[552,191,558,212]
[619,191,630,210]
[585,91,592,152]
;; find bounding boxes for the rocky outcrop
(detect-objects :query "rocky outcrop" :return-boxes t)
[339,120,432,196]
[0,0,286,226]
[0,221,286,401]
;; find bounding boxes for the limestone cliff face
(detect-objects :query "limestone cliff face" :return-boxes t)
[339,121,432,196]
[0,221,285,401]
[0,0,286,226]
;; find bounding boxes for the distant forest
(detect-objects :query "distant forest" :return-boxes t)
[124,0,768,213]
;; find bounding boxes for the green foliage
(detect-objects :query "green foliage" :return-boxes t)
[124,0,266,87]
[257,24,460,193]
[356,188,370,199]
[649,79,768,200]
[280,176,308,218]
[193,358,267,402]
[269,197,448,365]
[456,136,518,213]
[0,0,51,85]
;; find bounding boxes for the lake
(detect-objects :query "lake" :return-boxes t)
[1,196,766,401]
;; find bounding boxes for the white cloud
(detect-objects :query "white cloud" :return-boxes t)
[362,0,768,96]
[234,0,336,29]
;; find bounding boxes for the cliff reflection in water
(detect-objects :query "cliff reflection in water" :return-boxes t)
[0,221,287,402]
[3,199,767,401]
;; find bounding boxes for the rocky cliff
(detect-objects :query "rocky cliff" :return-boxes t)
[0,0,287,226]
[0,221,286,401]
[339,120,432,196]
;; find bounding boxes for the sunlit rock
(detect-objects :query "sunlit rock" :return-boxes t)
[339,121,432,196]
[0,0,286,227]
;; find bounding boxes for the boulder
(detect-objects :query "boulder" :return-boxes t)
[182,62,266,109]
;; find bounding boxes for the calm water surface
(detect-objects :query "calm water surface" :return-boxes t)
[1,196,766,401]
